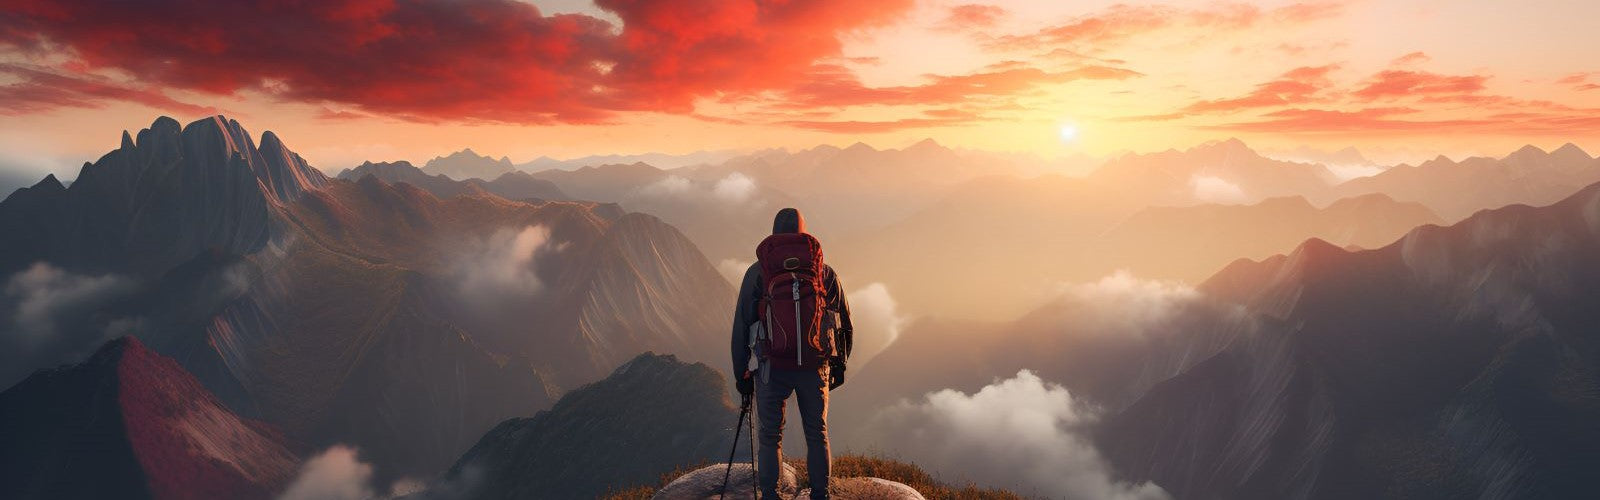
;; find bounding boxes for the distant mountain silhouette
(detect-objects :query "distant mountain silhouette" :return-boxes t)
[422,148,515,181]
[515,162,797,261]
[1100,179,1600,499]
[707,139,1003,235]
[1269,145,1377,168]
[1086,138,1339,206]
[839,139,1432,319]
[0,337,298,500]
[0,116,733,480]
[1089,193,1443,282]
[337,160,569,201]
[1337,143,1600,221]
[432,353,737,500]
[518,150,741,172]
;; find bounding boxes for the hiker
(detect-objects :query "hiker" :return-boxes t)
[731,207,853,500]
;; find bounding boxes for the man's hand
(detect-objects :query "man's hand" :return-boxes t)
[737,370,755,396]
[827,360,845,390]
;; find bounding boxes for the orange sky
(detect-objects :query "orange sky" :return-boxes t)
[2,0,1599,177]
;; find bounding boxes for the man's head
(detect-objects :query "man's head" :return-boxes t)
[773,208,806,234]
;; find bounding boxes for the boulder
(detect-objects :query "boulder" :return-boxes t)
[652,463,796,499]
[652,463,926,500]
[795,477,927,500]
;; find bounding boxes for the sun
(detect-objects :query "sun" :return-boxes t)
[1058,124,1079,143]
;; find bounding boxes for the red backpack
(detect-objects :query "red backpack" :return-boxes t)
[756,232,833,370]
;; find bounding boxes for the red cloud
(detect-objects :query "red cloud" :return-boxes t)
[1180,64,1338,114]
[1556,73,1589,85]
[0,0,913,123]
[992,2,1342,51]
[1214,106,1600,135]
[773,63,1140,109]
[777,116,971,133]
[1390,51,1431,66]
[941,4,1008,30]
[0,63,213,116]
[1213,107,1494,133]
[1353,70,1489,100]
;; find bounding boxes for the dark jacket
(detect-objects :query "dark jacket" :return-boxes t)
[731,262,853,374]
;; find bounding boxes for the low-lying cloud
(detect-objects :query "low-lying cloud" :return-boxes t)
[1056,270,1199,338]
[1,262,138,387]
[712,172,757,204]
[845,282,908,367]
[451,225,558,300]
[636,173,763,206]
[277,446,421,500]
[1190,174,1248,204]
[862,370,1170,500]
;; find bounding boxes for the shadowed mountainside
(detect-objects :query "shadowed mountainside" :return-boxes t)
[0,337,298,500]
[431,353,737,500]
[1099,180,1600,499]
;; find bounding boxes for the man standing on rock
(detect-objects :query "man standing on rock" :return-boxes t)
[732,207,853,499]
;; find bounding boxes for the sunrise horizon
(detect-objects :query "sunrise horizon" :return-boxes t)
[4,1,1599,178]
[4,2,1600,499]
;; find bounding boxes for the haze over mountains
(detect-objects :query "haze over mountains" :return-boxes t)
[1337,143,1600,221]
[321,133,1600,324]
[4,114,1600,500]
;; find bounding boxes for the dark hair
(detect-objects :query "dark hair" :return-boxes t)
[773,208,805,234]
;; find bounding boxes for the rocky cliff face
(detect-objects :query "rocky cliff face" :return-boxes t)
[0,337,298,500]
[1099,181,1600,499]
[0,116,326,278]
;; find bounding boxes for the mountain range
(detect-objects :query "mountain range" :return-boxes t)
[519,149,743,172]
[421,149,516,181]
[336,160,569,201]
[1337,143,1599,222]
[1098,179,1600,499]
[834,140,1442,319]
[0,116,733,479]
[6,113,1600,499]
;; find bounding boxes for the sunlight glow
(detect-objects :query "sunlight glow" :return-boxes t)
[1059,125,1079,143]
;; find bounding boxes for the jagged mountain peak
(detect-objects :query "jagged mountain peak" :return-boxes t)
[1,115,332,277]
[31,173,65,193]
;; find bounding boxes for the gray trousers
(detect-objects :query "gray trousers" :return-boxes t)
[756,365,830,499]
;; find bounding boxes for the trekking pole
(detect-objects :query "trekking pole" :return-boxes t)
[719,394,752,498]
[748,394,758,500]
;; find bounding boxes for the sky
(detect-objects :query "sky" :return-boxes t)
[2,0,1599,178]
